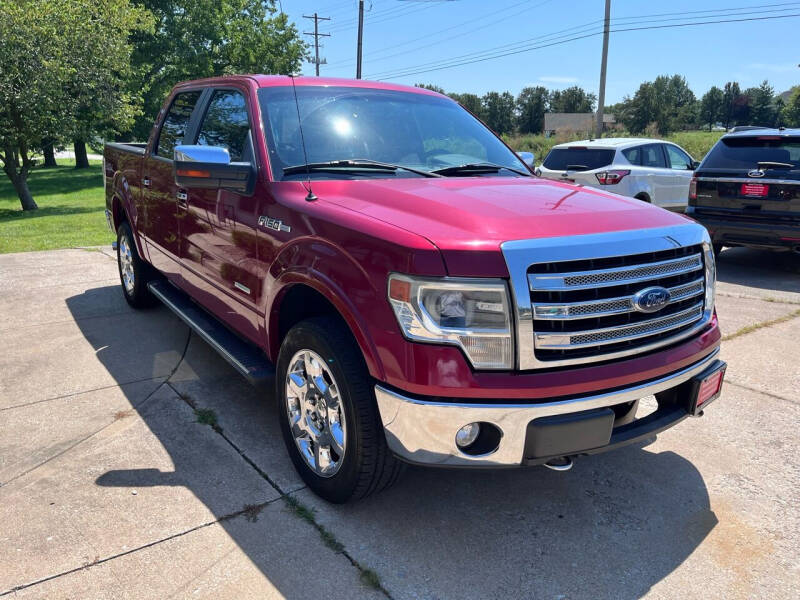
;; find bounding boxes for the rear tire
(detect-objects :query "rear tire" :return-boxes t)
[117,221,157,308]
[634,193,651,203]
[276,317,404,503]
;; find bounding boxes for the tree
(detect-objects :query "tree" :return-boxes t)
[415,83,445,94]
[449,93,484,120]
[783,87,800,127]
[619,75,696,134]
[549,86,596,113]
[481,91,516,134]
[128,1,307,140]
[516,86,549,134]
[745,80,775,126]
[722,81,742,129]
[700,86,724,130]
[0,0,151,210]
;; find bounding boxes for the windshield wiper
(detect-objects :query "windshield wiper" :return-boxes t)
[431,162,531,177]
[757,161,795,169]
[283,159,441,178]
[565,164,590,171]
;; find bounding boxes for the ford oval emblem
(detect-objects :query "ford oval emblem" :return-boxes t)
[747,169,765,178]
[632,286,671,313]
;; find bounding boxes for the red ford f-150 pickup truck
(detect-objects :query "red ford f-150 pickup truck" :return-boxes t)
[104,75,726,503]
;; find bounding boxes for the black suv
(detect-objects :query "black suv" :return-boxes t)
[687,128,800,256]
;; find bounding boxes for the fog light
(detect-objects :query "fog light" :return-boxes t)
[455,423,480,448]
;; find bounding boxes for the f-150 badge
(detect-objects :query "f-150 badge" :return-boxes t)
[258,216,291,233]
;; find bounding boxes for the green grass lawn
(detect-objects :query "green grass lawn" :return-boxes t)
[0,159,112,254]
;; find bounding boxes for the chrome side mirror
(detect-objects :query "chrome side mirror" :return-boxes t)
[518,151,535,168]
[173,145,254,194]
[174,144,231,164]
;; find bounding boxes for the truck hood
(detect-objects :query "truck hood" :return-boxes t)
[313,177,691,276]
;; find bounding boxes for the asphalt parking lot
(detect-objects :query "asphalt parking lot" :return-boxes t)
[1,246,798,599]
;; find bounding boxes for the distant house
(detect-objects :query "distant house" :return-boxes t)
[544,113,616,137]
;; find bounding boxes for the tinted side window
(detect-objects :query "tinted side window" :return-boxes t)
[622,146,641,166]
[665,144,692,170]
[156,91,202,158]
[542,148,615,170]
[640,144,666,168]
[196,90,250,161]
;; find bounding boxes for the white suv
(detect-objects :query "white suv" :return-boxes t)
[536,138,699,210]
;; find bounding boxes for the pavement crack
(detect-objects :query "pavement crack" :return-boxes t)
[165,380,392,598]
[0,332,192,488]
[0,377,165,413]
[725,379,799,406]
[0,499,281,597]
[721,308,800,341]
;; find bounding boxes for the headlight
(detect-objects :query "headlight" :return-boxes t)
[702,240,716,313]
[388,274,514,370]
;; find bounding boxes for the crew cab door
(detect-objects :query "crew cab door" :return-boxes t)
[179,87,263,344]
[141,89,203,282]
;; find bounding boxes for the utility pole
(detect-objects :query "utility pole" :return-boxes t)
[595,0,611,138]
[356,0,364,79]
[303,13,330,76]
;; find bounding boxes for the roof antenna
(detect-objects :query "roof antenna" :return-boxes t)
[290,75,317,201]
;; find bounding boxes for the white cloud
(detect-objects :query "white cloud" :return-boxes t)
[538,76,579,84]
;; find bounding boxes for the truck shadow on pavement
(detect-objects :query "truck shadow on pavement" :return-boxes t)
[716,247,800,295]
[68,284,717,600]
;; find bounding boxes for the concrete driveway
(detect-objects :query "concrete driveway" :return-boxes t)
[1,246,798,599]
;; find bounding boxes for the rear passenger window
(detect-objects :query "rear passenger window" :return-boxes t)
[156,91,202,158]
[640,144,666,168]
[622,146,641,166]
[195,90,250,161]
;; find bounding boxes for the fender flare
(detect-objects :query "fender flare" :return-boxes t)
[266,240,386,380]
[110,173,147,258]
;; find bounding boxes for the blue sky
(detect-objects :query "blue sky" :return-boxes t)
[279,0,800,103]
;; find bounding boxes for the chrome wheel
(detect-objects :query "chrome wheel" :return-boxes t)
[285,349,347,477]
[119,234,135,294]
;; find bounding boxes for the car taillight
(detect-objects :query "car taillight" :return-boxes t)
[595,170,630,185]
[689,176,697,200]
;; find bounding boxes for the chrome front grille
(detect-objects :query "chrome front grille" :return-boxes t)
[528,245,706,363]
[501,225,715,370]
[534,253,703,289]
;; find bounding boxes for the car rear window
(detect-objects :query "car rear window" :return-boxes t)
[542,147,615,171]
[702,136,800,169]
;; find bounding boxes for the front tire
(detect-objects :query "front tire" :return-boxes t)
[117,221,156,308]
[276,317,404,503]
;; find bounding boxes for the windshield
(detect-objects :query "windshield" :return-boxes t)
[542,147,615,171]
[258,86,527,180]
[702,136,800,170]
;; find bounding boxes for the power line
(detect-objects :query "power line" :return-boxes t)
[365,2,800,78]
[369,10,800,80]
[303,13,331,76]
[327,0,555,68]
[328,0,438,33]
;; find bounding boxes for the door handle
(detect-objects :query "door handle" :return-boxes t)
[176,190,188,206]
[142,177,151,187]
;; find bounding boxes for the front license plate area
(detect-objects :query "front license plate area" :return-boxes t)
[688,360,727,416]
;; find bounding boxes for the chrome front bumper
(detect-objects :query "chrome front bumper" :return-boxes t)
[375,349,720,467]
